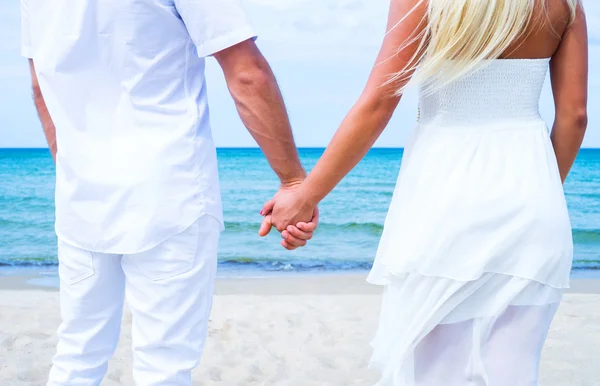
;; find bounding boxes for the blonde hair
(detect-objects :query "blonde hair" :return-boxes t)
[391,0,579,94]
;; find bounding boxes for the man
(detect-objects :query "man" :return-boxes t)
[21,0,317,384]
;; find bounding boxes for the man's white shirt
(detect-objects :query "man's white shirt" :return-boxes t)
[21,0,257,253]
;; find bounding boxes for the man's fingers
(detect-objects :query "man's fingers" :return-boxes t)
[281,230,308,247]
[286,225,312,241]
[258,214,273,237]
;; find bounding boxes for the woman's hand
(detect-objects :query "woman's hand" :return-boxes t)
[279,208,320,250]
[266,189,315,233]
[258,186,319,250]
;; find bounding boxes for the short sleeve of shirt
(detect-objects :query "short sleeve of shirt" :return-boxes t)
[20,0,33,58]
[174,0,257,58]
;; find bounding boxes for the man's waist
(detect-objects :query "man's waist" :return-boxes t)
[54,190,224,254]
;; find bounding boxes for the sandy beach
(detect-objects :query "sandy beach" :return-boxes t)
[1,275,599,386]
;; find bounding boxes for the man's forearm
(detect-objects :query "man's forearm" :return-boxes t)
[230,65,305,185]
[216,43,305,186]
[29,60,57,161]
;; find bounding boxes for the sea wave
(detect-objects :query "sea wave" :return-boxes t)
[0,256,374,272]
[0,257,57,267]
[4,218,598,240]
[224,221,384,234]
[219,258,373,272]
[2,256,599,273]
[572,229,600,243]
[225,222,600,241]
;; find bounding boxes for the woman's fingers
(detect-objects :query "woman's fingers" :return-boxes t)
[297,207,319,232]
[286,225,313,240]
[260,201,317,249]
[282,207,318,248]
[281,239,298,250]
[296,222,317,232]
[281,230,307,248]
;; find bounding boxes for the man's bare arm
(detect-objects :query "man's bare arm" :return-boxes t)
[213,40,305,187]
[29,59,57,162]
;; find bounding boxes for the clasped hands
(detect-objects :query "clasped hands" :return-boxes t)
[258,184,318,250]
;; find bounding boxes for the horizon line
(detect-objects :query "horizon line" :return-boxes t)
[0,146,404,150]
[2,146,600,150]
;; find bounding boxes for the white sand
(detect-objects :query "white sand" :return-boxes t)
[1,276,599,385]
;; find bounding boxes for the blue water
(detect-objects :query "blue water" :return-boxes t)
[1,148,600,278]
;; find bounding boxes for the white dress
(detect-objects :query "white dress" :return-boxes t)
[368,59,573,385]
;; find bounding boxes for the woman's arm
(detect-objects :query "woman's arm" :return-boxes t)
[266,0,428,231]
[298,0,427,207]
[549,5,588,183]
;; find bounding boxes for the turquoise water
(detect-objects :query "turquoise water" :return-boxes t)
[1,148,600,277]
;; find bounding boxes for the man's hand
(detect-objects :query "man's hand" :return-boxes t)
[30,59,57,162]
[258,185,319,250]
[214,41,317,248]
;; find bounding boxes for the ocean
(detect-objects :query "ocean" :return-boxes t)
[1,148,600,279]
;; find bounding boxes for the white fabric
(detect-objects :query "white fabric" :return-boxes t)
[371,273,561,386]
[369,59,573,289]
[413,304,559,386]
[48,216,220,386]
[368,59,573,385]
[20,0,257,254]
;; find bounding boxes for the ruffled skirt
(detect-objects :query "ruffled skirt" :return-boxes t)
[367,121,572,385]
[369,273,561,385]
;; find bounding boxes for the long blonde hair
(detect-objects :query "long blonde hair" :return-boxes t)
[391,0,579,94]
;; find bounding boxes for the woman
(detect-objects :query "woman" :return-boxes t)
[264,0,587,384]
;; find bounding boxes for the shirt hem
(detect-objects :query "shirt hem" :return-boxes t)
[21,46,33,59]
[55,212,225,255]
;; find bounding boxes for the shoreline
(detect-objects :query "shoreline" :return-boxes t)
[2,273,600,294]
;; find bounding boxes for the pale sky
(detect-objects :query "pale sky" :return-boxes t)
[1,0,598,148]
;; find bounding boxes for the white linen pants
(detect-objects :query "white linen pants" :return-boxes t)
[47,216,220,386]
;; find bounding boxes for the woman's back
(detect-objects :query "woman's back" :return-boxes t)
[418,58,550,127]
[417,0,585,134]
[502,0,572,59]
[418,1,576,129]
